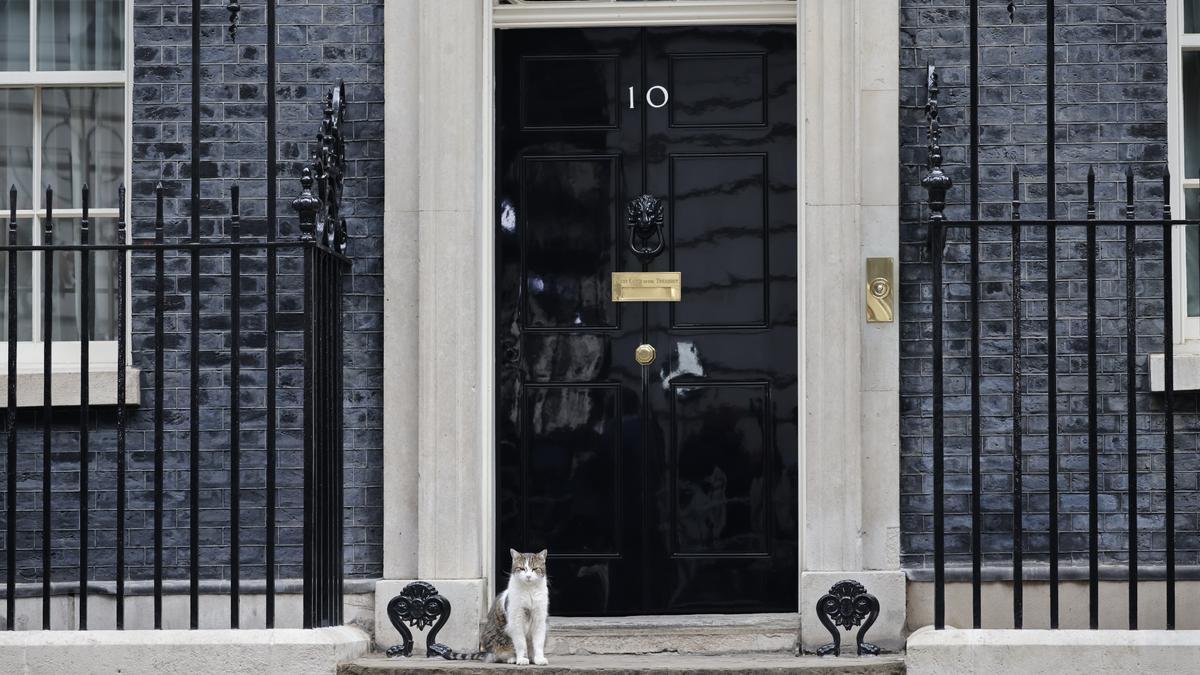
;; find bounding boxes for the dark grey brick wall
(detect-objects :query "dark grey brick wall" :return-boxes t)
[0,0,383,588]
[899,0,1200,573]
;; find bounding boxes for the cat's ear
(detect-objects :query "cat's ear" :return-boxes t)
[509,548,520,560]
[536,549,548,561]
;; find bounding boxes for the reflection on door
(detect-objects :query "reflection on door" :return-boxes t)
[496,25,798,616]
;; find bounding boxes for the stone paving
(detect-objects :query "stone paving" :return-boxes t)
[339,652,906,675]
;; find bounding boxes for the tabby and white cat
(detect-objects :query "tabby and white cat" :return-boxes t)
[445,549,550,665]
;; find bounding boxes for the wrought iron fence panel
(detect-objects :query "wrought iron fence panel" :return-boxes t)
[919,61,1190,631]
[0,86,349,630]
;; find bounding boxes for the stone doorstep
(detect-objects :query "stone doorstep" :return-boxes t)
[339,653,906,675]
[0,626,371,675]
[545,613,800,656]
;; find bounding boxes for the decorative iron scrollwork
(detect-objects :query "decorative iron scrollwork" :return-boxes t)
[1007,1,1015,23]
[815,579,880,657]
[384,581,453,659]
[922,65,952,255]
[291,81,349,253]
[626,194,665,265]
[227,0,240,40]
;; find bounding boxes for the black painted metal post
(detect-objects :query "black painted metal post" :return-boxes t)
[41,187,52,630]
[970,207,982,631]
[327,253,335,626]
[1045,144,1061,630]
[79,184,91,630]
[1163,170,1177,630]
[923,65,951,630]
[932,224,945,631]
[968,3,984,627]
[1086,168,1099,630]
[302,240,315,629]
[335,257,345,625]
[320,250,330,627]
[230,185,241,629]
[1045,0,1061,630]
[265,0,279,629]
[1124,167,1138,630]
[294,167,319,628]
[1011,167,1023,629]
[968,0,985,621]
[5,185,16,631]
[116,186,128,629]
[314,240,324,627]
[325,250,335,626]
[153,183,165,629]
[189,0,202,630]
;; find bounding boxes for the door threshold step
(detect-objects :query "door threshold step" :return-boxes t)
[546,613,798,655]
[340,653,905,675]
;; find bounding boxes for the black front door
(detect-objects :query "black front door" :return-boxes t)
[495,25,797,616]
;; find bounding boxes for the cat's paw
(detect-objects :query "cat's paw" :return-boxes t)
[533,656,549,666]
[516,656,530,666]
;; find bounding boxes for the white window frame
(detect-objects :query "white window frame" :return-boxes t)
[1169,0,1200,345]
[0,0,134,403]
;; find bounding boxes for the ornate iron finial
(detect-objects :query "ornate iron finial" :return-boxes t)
[292,168,320,241]
[626,194,665,264]
[289,81,348,250]
[922,65,953,254]
[385,581,453,659]
[227,1,240,40]
[815,579,881,657]
[1007,1,1015,23]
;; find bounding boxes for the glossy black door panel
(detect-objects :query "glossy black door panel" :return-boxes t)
[669,154,768,327]
[671,382,770,555]
[522,156,619,329]
[669,53,767,127]
[497,25,796,616]
[521,56,621,129]
[523,384,622,555]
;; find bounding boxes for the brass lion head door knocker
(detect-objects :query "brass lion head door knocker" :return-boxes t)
[626,194,665,265]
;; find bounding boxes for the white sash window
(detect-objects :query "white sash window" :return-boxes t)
[0,0,129,373]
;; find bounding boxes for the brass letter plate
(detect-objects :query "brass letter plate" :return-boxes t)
[866,257,894,323]
[611,272,682,302]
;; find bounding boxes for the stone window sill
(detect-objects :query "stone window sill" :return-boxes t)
[0,367,141,407]
[1150,352,1200,392]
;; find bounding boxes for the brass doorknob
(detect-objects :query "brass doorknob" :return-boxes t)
[635,344,656,366]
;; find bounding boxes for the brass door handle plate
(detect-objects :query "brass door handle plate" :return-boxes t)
[866,257,894,323]
[635,344,657,366]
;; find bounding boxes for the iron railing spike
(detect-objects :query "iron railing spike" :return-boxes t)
[922,64,952,255]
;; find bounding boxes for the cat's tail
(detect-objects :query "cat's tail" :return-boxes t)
[431,644,488,661]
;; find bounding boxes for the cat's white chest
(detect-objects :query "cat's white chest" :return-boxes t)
[504,583,548,623]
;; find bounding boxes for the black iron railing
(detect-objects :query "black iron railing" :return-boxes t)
[920,64,1187,631]
[0,85,350,632]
